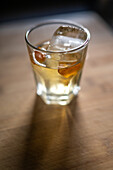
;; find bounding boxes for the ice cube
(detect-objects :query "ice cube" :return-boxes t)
[46,26,85,70]
[45,57,59,69]
[48,26,85,52]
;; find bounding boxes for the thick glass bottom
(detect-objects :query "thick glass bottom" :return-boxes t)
[37,86,81,105]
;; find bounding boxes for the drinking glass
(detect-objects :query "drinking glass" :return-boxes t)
[25,20,90,105]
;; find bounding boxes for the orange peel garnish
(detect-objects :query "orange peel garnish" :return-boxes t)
[34,51,46,63]
[58,61,82,78]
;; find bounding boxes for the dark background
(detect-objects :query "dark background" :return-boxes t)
[0,0,113,28]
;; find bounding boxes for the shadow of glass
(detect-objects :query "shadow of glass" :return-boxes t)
[22,95,85,170]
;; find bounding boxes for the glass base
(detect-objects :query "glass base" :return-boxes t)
[37,86,81,105]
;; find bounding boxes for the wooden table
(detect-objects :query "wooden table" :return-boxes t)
[0,12,113,170]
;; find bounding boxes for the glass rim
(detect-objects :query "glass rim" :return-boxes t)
[25,20,90,53]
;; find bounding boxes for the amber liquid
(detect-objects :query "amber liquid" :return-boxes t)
[28,40,87,105]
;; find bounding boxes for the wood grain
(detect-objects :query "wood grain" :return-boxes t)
[0,12,113,170]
